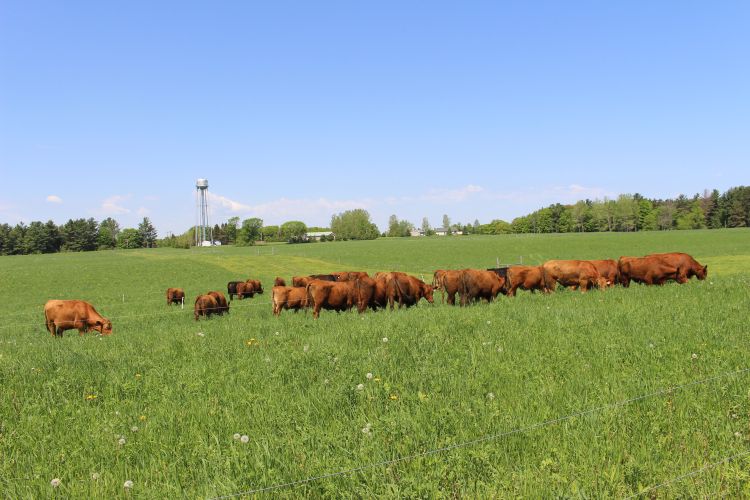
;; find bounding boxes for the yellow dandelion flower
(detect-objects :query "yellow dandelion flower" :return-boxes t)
[86,394,97,400]
[374,377,381,383]
[389,394,398,401]
[418,391,429,402]
[246,338,258,347]
[139,415,147,421]
[135,373,142,378]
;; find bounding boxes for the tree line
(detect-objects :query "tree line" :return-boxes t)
[0,217,157,255]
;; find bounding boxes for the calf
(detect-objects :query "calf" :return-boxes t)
[166,287,185,306]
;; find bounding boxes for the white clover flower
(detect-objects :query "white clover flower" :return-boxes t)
[50,478,61,488]
[197,332,205,337]
[382,337,388,343]
[692,353,698,360]
[274,331,280,336]
[649,343,655,349]
[486,320,491,325]
[124,480,133,489]
[92,473,100,480]
[118,437,126,446]
[323,378,329,384]
[131,426,138,433]
[366,373,373,380]
[233,433,241,440]
[240,435,249,443]
[356,383,365,391]
[487,392,495,401]
[303,345,309,353]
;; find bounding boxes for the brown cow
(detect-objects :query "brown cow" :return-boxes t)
[235,280,263,300]
[332,271,370,282]
[648,252,708,282]
[543,260,607,292]
[207,291,230,314]
[292,274,336,287]
[505,266,547,296]
[44,300,112,337]
[433,269,463,305]
[588,260,619,288]
[386,272,434,309]
[458,269,505,306]
[371,273,389,310]
[227,281,243,301]
[166,287,185,306]
[618,256,684,287]
[194,294,219,320]
[272,286,309,316]
[274,277,286,287]
[307,280,357,319]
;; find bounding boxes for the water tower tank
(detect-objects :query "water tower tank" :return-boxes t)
[196,178,209,189]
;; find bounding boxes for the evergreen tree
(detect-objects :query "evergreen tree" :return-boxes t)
[138,217,157,248]
[61,218,98,252]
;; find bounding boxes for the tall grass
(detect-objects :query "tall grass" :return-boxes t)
[0,229,749,497]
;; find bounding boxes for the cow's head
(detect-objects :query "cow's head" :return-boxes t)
[92,319,113,335]
[422,284,434,304]
[256,283,264,294]
[697,265,708,280]
[596,277,608,289]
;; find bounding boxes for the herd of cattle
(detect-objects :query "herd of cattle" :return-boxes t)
[41,252,707,336]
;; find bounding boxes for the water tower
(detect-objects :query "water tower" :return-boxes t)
[195,178,213,246]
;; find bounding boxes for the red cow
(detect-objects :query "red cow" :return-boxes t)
[44,300,112,337]
[505,266,547,296]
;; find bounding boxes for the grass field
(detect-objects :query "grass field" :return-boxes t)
[1,229,749,498]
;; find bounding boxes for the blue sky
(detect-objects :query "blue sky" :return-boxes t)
[1,1,748,234]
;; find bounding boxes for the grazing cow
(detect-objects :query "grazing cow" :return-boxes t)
[505,266,547,297]
[352,276,377,312]
[588,260,619,288]
[44,300,112,337]
[207,291,229,314]
[166,287,185,306]
[274,277,286,287]
[433,270,463,305]
[542,260,607,292]
[194,294,219,321]
[292,274,336,287]
[235,279,263,300]
[272,286,308,316]
[306,280,357,319]
[458,269,505,306]
[618,256,684,287]
[386,272,434,309]
[227,281,243,301]
[647,252,708,282]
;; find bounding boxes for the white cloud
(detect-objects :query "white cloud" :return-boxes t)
[137,207,150,216]
[98,195,131,215]
[46,195,63,204]
[206,192,252,213]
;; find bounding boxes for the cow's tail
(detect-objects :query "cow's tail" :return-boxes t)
[459,271,469,306]
[438,274,447,303]
[393,276,408,308]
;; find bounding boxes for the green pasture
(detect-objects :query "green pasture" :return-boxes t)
[1,229,749,498]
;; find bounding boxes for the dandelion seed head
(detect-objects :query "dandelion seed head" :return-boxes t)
[356,383,365,391]
[303,344,309,352]
[240,435,249,443]
[118,437,126,446]
[123,480,134,489]
[692,353,698,360]
[50,478,61,488]
[131,426,138,433]
[487,392,495,401]
[366,372,373,380]
[382,337,388,343]
[91,473,100,480]
[233,433,241,440]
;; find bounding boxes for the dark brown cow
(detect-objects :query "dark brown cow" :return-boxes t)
[227,281,243,300]
[166,287,185,306]
[272,286,308,316]
[44,300,112,337]
[618,256,684,287]
[207,291,230,314]
[386,272,434,309]
[371,273,389,310]
[306,280,356,319]
[235,280,263,300]
[194,294,219,321]
[505,266,547,296]
[274,277,286,287]
[588,260,619,288]
[648,252,708,282]
[459,269,505,306]
[542,260,607,292]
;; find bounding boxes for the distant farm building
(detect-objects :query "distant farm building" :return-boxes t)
[306,231,335,241]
